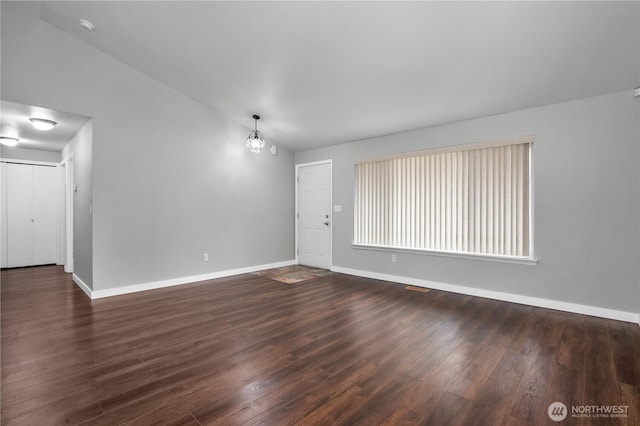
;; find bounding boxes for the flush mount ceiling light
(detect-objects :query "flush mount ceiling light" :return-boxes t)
[0,137,19,147]
[79,19,95,31]
[246,114,265,153]
[29,118,58,131]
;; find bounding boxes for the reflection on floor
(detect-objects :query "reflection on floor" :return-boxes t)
[252,264,333,284]
[405,285,431,293]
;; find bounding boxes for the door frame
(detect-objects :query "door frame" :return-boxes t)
[61,156,74,273]
[295,160,333,269]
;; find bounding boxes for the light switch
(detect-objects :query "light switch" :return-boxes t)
[333,205,342,212]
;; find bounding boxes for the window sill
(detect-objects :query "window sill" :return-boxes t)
[352,244,538,265]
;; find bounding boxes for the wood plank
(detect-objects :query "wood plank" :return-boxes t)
[2,265,639,425]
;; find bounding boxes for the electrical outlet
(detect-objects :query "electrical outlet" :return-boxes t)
[391,254,397,263]
[203,253,209,262]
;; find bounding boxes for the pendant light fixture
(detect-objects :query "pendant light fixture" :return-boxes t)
[246,114,265,153]
[29,118,58,131]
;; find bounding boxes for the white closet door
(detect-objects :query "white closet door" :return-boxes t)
[2,163,58,268]
[33,166,58,265]
[1,164,8,267]
[7,163,35,267]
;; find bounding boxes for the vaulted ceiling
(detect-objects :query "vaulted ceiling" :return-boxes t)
[3,1,639,151]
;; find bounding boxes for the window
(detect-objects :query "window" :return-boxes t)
[354,136,532,259]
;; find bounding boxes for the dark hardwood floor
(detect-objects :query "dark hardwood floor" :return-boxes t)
[1,266,639,425]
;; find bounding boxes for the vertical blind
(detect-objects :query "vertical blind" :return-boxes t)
[354,139,531,257]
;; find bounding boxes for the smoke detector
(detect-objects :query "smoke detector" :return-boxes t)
[79,19,95,31]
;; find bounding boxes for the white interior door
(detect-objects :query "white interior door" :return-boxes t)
[33,165,58,265]
[2,163,58,268]
[297,162,331,269]
[6,163,35,267]
[1,163,8,267]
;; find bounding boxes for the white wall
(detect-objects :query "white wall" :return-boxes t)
[61,121,93,288]
[2,10,295,291]
[0,146,61,163]
[296,91,640,318]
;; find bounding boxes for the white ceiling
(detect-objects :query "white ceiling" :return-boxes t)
[0,100,91,152]
[3,1,639,152]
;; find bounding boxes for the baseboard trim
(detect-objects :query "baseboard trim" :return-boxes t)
[331,266,639,324]
[72,273,92,298]
[88,260,297,299]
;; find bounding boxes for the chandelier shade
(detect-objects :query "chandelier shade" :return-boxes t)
[246,114,265,153]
